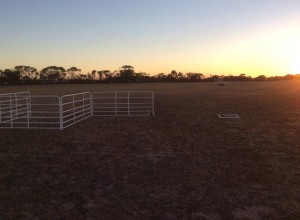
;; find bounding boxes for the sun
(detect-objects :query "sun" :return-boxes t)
[290,59,300,74]
[288,51,300,74]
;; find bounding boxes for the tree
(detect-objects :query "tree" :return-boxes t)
[167,70,178,82]
[0,69,4,83]
[186,72,204,82]
[40,66,66,82]
[177,72,184,81]
[236,73,251,82]
[118,65,135,83]
[134,72,150,83]
[154,73,167,82]
[86,71,96,81]
[1,69,21,84]
[91,70,97,80]
[66,67,81,79]
[14,65,38,81]
[254,75,267,81]
[283,74,294,80]
[97,70,111,82]
[78,74,87,81]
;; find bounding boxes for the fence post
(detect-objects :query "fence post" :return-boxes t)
[28,92,32,117]
[82,93,85,116]
[73,95,76,123]
[152,92,155,116]
[59,97,63,130]
[27,96,30,128]
[26,92,31,128]
[127,92,130,115]
[10,96,13,128]
[90,92,94,116]
[15,93,19,119]
[115,92,117,115]
[0,99,2,123]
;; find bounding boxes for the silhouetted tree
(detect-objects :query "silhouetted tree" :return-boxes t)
[254,75,267,81]
[2,65,298,84]
[1,69,21,84]
[209,75,221,82]
[85,71,96,81]
[78,74,87,81]
[14,65,38,81]
[91,70,97,80]
[40,66,66,82]
[283,74,294,80]
[132,72,150,82]
[0,70,3,81]
[118,65,135,83]
[166,70,178,82]
[97,70,110,82]
[235,73,251,82]
[153,73,167,82]
[66,67,81,79]
[186,72,204,81]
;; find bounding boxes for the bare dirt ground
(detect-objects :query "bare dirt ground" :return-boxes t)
[0,81,300,219]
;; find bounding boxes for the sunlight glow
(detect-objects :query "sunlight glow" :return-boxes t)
[290,58,300,74]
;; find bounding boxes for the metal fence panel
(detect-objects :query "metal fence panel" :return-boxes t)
[26,96,61,129]
[0,91,154,130]
[0,92,31,125]
[0,93,61,129]
[92,91,154,116]
[61,92,92,129]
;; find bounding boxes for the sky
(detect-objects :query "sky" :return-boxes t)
[0,0,300,77]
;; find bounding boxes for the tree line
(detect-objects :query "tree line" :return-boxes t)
[0,65,299,84]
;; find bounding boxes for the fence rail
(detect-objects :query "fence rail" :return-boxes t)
[0,94,61,129]
[0,92,31,126]
[93,91,154,116]
[61,92,92,129]
[0,91,154,130]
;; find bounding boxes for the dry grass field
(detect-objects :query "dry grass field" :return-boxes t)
[0,81,300,219]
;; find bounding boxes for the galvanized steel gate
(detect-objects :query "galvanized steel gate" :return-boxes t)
[0,91,154,130]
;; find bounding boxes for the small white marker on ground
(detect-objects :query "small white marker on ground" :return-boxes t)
[218,114,240,119]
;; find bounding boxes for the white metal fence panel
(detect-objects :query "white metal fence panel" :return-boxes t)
[61,92,92,129]
[0,93,61,129]
[0,92,31,126]
[93,91,154,116]
[0,90,154,130]
[27,96,61,129]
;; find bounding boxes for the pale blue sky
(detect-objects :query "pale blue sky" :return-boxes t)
[1,0,300,76]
